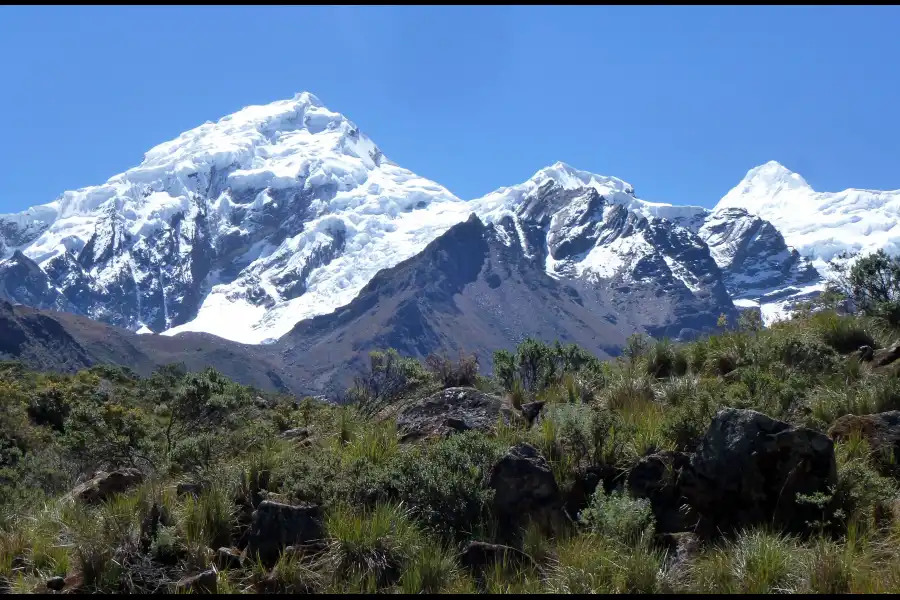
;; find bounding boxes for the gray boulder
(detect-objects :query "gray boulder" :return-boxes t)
[71,468,144,504]
[395,387,520,442]
[677,408,836,536]
[487,443,564,531]
[246,501,323,565]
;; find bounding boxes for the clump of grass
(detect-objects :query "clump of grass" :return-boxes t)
[339,419,399,468]
[398,538,461,594]
[548,532,665,594]
[811,312,876,354]
[507,377,527,410]
[600,374,655,412]
[255,548,323,594]
[686,529,803,594]
[180,483,235,551]
[324,502,422,590]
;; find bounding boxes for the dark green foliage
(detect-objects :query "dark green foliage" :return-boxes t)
[62,400,157,472]
[424,351,479,389]
[376,431,504,539]
[494,338,605,394]
[27,386,71,432]
[348,350,434,415]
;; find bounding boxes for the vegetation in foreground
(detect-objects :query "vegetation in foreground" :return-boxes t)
[2,252,900,593]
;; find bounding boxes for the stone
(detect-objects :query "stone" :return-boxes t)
[176,481,204,497]
[852,345,875,362]
[458,540,534,576]
[175,569,217,594]
[872,343,900,369]
[70,468,144,504]
[395,387,519,442]
[520,401,545,425]
[627,451,693,534]
[246,501,323,566]
[487,443,564,532]
[46,576,65,591]
[280,427,310,440]
[215,547,243,570]
[677,408,836,536]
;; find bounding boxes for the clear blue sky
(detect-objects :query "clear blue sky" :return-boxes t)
[2,5,898,213]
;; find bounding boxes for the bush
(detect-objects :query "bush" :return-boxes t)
[27,386,71,432]
[579,486,654,542]
[377,431,503,539]
[424,351,479,389]
[348,350,433,416]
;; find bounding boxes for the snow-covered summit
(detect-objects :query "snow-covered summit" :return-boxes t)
[474,161,708,230]
[0,92,468,341]
[716,161,900,271]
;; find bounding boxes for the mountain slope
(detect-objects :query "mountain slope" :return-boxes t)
[0,92,469,343]
[278,214,635,393]
[0,300,309,394]
[698,206,822,322]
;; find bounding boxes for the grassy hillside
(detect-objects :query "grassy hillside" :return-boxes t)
[2,301,900,593]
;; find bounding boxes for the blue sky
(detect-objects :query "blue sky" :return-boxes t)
[1,5,898,212]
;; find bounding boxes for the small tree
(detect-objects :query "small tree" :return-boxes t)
[162,368,249,455]
[827,249,900,326]
[349,349,431,415]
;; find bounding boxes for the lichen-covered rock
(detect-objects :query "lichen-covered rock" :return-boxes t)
[70,468,144,504]
[395,387,519,442]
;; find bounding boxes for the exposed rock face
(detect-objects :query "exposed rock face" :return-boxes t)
[699,207,821,320]
[280,215,634,393]
[246,501,324,565]
[394,387,519,442]
[71,468,144,504]
[487,443,564,532]
[677,408,837,536]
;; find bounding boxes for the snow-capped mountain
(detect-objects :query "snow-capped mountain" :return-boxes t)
[698,207,822,322]
[715,160,900,273]
[0,93,888,345]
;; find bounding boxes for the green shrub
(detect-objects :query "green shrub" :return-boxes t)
[579,486,654,542]
[424,351,479,389]
[376,431,503,538]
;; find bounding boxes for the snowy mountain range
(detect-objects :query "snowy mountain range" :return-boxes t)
[1,92,897,353]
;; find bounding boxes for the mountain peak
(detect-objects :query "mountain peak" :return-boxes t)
[291,91,323,106]
[738,161,810,193]
[529,162,634,195]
